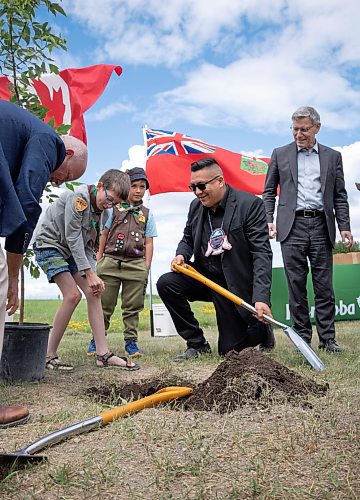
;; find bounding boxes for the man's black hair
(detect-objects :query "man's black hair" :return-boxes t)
[190,158,220,172]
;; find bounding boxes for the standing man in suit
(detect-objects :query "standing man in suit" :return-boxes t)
[0,100,88,427]
[263,106,353,352]
[157,158,273,361]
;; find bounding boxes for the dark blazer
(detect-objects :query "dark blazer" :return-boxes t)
[0,100,66,254]
[262,141,351,245]
[176,185,273,308]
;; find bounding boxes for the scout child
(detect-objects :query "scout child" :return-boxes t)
[34,169,139,371]
[87,167,157,357]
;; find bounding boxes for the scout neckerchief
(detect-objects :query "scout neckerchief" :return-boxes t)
[121,202,141,215]
[118,200,147,223]
[205,209,232,257]
[88,185,101,248]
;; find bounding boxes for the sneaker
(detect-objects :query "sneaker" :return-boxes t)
[125,340,143,358]
[174,342,211,362]
[87,337,96,356]
[318,339,343,353]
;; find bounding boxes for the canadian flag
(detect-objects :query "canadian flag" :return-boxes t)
[0,64,122,144]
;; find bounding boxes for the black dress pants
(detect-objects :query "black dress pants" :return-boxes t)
[281,215,335,343]
[157,269,268,356]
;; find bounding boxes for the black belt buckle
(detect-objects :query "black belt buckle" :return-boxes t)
[303,209,316,218]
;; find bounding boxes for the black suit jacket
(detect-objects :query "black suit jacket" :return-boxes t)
[0,100,65,254]
[262,141,351,245]
[176,185,273,308]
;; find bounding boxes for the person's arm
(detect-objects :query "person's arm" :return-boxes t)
[64,193,92,272]
[244,197,273,308]
[97,228,110,261]
[262,149,280,239]
[333,152,353,249]
[144,237,153,270]
[175,201,196,261]
[5,252,23,315]
[5,133,65,254]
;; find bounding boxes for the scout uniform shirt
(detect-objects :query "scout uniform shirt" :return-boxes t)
[103,203,150,260]
[34,185,101,272]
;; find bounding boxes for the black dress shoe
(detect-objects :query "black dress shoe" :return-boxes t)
[259,325,276,353]
[318,339,343,352]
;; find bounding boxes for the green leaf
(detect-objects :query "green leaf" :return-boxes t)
[65,182,75,192]
[49,63,59,74]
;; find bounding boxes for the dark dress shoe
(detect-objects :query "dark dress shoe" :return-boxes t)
[318,339,343,352]
[0,405,30,428]
[174,342,211,361]
[259,325,276,353]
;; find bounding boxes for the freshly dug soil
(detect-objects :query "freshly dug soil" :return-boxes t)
[86,376,196,406]
[184,348,328,413]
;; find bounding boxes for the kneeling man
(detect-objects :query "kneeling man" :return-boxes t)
[157,158,274,361]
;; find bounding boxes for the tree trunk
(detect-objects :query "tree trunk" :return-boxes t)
[19,264,25,325]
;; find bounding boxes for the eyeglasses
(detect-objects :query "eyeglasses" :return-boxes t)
[290,125,316,134]
[104,186,116,207]
[189,175,221,193]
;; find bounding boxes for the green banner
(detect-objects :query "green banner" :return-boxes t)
[271,264,360,325]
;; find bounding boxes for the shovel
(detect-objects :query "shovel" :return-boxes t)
[0,386,192,479]
[173,264,325,372]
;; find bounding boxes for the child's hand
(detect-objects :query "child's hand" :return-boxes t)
[96,251,103,262]
[86,270,105,295]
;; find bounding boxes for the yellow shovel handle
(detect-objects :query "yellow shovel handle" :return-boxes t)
[173,263,244,307]
[99,386,192,425]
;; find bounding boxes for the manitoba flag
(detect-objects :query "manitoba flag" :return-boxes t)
[145,128,270,195]
[0,64,122,144]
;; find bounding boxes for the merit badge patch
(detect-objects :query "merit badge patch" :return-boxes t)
[74,197,88,212]
[240,156,268,175]
[138,214,146,223]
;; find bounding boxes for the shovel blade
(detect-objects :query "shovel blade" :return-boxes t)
[0,453,46,480]
[284,327,325,371]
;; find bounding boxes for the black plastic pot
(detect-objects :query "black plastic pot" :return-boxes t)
[0,322,51,383]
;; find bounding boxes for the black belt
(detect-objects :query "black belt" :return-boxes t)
[295,209,324,218]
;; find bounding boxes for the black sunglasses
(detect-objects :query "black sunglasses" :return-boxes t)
[189,175,221,193]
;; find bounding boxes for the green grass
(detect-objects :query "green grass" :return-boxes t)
[21,298,216,333]
[0,300,359,499]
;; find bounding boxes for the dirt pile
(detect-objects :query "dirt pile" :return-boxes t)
[86,376,196,406]
[184,348,328,413]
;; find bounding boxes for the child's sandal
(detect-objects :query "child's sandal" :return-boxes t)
[46,355,74,372]
[96,352,140,371]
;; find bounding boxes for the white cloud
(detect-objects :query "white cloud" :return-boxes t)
[62,0,360,132]
[143,33,360,130]
[86,100,135,122]
[63,0,271,66]
[121,144,146,170]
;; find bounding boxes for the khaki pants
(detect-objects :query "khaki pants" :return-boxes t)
[0,245,8,359]
[96,256,148,342]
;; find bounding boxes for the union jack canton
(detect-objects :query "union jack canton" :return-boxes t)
[146,128,216,158]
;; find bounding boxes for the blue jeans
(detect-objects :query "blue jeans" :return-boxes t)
[34,245,78,283]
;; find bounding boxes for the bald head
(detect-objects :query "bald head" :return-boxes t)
[50,135,88,185]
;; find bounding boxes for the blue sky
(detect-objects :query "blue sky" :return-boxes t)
[25,0,360,298]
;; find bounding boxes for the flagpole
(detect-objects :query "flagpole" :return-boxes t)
[143,125,155,337]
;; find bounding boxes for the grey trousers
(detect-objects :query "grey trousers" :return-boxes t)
[281,215,335,343]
